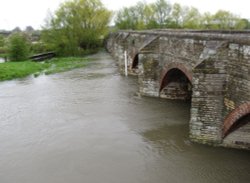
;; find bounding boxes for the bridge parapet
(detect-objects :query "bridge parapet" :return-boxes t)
[106,30,250,150]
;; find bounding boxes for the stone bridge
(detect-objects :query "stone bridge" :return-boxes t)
[106,30,250,150]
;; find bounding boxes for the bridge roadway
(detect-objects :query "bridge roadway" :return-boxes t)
[106,29,250,150]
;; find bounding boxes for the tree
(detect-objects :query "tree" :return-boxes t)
[115,2,147,30]
[0,34,5,47]
[115,7,134,30]
[240,19,250,29]
[25,26,35,34]
[200,12,213,29]
[42,0,112,56]
[153,0,172,28]
[12,27,22,33]
[170,3,182,28]
[182,7,201,29]
[8,33,30,61]
[211,10,246,30]
[144,3,158,29]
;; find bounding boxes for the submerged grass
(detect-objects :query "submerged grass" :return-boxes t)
[44,57,88,75]
[0,57,88,81]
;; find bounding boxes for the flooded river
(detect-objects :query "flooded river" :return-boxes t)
[0,52,249,183]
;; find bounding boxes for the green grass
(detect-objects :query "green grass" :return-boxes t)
[0,57,88,81]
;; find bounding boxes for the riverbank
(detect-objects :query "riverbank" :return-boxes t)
[0,57,88,81]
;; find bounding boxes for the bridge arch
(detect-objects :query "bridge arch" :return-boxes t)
[129,35,158,71]
[131,54,139,69]
[159,63,193,100]
[222,102,250,138]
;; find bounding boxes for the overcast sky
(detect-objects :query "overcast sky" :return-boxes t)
[0,0,249,30]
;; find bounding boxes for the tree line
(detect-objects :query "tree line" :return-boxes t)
[115,0,250,30]
[1,0,250,61]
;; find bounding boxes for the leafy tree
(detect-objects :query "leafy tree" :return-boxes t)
[211,10,245,29]
[25,26,34,33]
[153,0,172,28]
[144,3,159,29]
[42,0,111,56]
[182,7,201,29]
[170,3,182,28]
[12,27,22,33]
[115,2,148,30]
[232,18,248,30]
[8,33,30,61]
[0,35,5,47]
[240,19,250,29]
[115,7,134,30]
[200,12,213,29]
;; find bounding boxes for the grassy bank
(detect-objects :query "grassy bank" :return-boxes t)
[0,57,88,81]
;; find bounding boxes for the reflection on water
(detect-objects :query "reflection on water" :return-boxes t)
[0,52,249,183]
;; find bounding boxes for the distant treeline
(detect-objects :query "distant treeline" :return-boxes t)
[0,26,40,41]
[2,0,250,60]
[114,0,250,30]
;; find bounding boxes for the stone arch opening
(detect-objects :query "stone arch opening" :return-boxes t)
[132,54,139,69]
[223,102,250,138]
[160,65,192,100]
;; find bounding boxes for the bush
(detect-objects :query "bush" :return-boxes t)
[8,33,30,61]
[30,42,48,54]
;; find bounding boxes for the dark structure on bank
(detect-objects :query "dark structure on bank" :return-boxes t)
[30,52,56,61]
[106,30,250,150]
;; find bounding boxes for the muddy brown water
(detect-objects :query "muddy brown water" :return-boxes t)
[0,52,249,183]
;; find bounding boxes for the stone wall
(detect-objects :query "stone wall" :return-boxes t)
[191,50,227,145]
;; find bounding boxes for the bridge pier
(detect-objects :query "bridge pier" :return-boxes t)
[138,53,160,97]
[190,73,227,145]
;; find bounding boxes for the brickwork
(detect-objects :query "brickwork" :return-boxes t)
[223,102,250,136]
[160,62,193,90]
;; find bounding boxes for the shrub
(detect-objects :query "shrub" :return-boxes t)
[30,42,48,54]
[8,33,30,61]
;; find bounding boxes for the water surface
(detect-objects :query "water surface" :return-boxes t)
[0,52,249,183]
